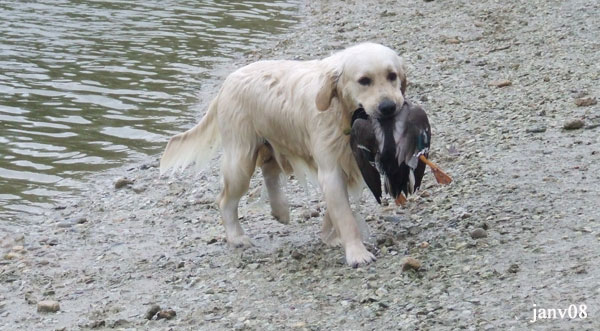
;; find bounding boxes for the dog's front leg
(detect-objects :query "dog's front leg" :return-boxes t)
[318,167,376,267]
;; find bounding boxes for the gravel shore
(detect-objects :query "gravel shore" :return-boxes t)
[2,0,599,330]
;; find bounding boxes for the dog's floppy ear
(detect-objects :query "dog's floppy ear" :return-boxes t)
[399,70,407,95]
[398,58,407,95]
[316,70,339,111]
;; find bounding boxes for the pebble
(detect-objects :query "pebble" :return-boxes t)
[574,97,597,107]
[401,257,422,271]
[488,79,512,88]
[525,126,546,133]
[88,320,105,328]
[507,263,520,273]
[57,221,73,228]
[109,319,131,328]
[444,37,461,44]
[145,304,161,319]
[563,119,585,130]
[291,250,304,260]
[156,309,177,320]
[4,252,20,260]
[37,300,60,313]
[301,210,311,220]
[11,245,24,252]
[470,228,488,239]
[114,177,133,189]
[132,185,146,193]
[75,217,88,224]
[383,216,402,223]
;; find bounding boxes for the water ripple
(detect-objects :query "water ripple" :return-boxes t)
[0,0,299,220]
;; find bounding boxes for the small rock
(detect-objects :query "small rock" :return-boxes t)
[132,185,146,193]
[75,217,88,224]
[507,263,520,273]
[408,226,420,235]
[563,119,585,130]
[4,252,20,260]
[383,216,401,223]
[585,122,600,130]
[89,320,105,328]
[156,309,176,320]
[574,97,597,107]
[488,79,512,88]
[145,304,161,320]
[376,236,394,247]
[206,238,218,245]
[114,177,133,189]
[419,241,429,248]
[310,210,320,218]
[401,257,422,271]
[526,126,546,133]
[37,300,60,313]
[470,228,488,239]
[109,319,131,328]
[177,261,185,268]
[444,37,460,44]
[291,250,304,260]
[380,10,396,17]
[57,221,73,228]
[11,245,24,252]
[375,287,388,297]
[301,210,311,220]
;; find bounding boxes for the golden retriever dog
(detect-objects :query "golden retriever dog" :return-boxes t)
[160,43,406,267]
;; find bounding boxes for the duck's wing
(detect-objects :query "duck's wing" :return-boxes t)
[403,103,431,191]
[350,118,382,204]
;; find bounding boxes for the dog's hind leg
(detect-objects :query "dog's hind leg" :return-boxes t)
[258,144,290,224]
[218,145,258,248]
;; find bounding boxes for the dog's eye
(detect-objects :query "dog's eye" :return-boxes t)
[388,72,397,81]
[358,77,372,86]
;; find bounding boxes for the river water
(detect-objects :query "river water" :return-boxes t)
[0,0,299,222]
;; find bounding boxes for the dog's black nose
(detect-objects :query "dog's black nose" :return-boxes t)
[378,100,396,116]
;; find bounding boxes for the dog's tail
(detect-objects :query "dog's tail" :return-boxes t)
[160,98,221,175]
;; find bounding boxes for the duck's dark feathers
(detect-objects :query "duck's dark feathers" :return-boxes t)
[350,101,431,203]
[350,113,382,203]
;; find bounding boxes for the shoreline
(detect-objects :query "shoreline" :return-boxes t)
[2,0,599,330]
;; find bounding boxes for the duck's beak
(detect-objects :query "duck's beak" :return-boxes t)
[419,155,452,185]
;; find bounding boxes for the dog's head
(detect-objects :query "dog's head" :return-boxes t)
[316,43,406,119]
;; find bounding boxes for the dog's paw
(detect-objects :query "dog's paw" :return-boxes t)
[271,208,290,225]
[345,243,376,268]
[227,235,253,249]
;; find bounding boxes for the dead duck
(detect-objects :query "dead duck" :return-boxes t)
[350,101,451,205]
[350,109,382,203]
